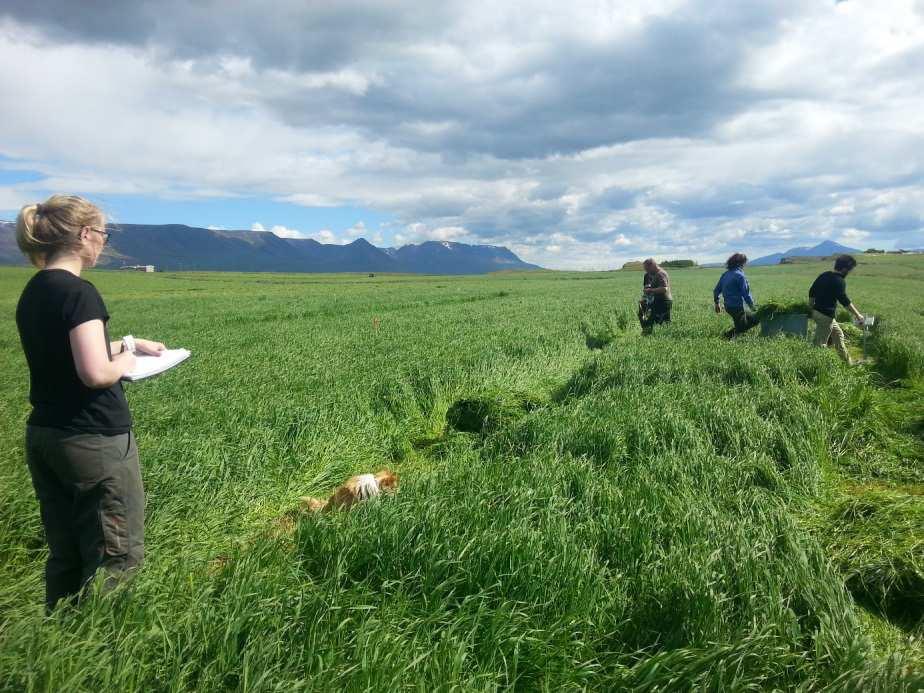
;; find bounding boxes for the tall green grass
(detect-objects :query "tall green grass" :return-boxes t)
[0,256,921,690]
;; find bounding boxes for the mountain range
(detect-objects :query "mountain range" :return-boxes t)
[748,240,858,266]
[0,222,541,274]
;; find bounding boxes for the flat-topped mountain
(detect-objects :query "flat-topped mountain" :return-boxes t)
[0,222,541,274]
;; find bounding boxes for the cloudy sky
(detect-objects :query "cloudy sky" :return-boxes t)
[1,1,922,269]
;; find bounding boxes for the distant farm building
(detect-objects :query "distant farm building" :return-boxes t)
[121,264,156,272]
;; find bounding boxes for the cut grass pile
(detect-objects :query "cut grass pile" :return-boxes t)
[0,254,921,690]
[754,298,813,321]
[754,298,858,328]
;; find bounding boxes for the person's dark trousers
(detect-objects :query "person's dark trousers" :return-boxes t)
[653,298,672,325]
[639,297,672,334]
[723,307,759,339]
[25,426,144,613]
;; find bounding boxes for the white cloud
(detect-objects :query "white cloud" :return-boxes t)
[839,228,870,244]
[429,226,468,241]
[0,185,32,212]
[395,224,471,244]
[255,223,340,243]
[343,221,367,238]
[270,224,307,239]
[1,3,923,268]
[314,229,339,244]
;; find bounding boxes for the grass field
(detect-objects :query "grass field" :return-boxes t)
[0,254,922,691]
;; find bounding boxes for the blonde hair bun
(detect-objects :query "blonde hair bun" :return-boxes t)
[16,195,103,268]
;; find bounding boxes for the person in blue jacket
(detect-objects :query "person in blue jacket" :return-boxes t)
[713,253,759,339]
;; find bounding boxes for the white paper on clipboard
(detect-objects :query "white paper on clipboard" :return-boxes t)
[123,348,191,381]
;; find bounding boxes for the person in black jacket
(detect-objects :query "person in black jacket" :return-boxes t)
[808,255,864,364]
[15,195,166,611]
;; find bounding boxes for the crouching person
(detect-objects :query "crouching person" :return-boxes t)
[714,253,759,339]
[15,195,165,612]
[638,258,673,334]
[808,254,864,365]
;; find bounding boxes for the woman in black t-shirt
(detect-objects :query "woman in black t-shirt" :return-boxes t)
[15,194,165,611]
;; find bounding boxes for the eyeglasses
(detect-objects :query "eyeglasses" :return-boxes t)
[86,226,111,242]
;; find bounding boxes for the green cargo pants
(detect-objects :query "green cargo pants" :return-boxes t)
[25,426,145,612]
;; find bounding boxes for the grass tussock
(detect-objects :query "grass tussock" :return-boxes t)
[818,488,924,630]
[871,331,924,383]
[579,312,632,350]
[445,396,528,435]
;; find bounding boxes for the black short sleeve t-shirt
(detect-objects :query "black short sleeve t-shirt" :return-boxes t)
[16,269,131,433]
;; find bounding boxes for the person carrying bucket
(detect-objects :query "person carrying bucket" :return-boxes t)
[808,254,865,365]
